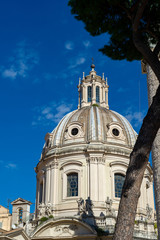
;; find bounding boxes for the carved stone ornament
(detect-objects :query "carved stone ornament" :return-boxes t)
[51,159,58,169]
[38,203,52,217]
[85,197,94,216]
[146,204,153,220]
[38,203,46,217]
[54,224,78,236]
[86,157,105,164]
[40,169,45,175]
[77,197,94,216]
[77,198,85,215]
[45,203,52,216]
[105,197,115,216]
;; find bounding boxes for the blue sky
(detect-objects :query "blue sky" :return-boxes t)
[0,0,148,213]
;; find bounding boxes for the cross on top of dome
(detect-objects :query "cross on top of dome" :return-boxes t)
[91,57,95,70]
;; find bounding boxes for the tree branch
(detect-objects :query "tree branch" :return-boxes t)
[130,0,141,13]
[113,84,160,240]
[153,41,160,56]
[133,31,160,82]
[133,0,149,31]
[117,3,132,20]
[144,29,158,41]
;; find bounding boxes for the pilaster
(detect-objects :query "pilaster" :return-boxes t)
[86,156,106,202]
[45,165,51,204]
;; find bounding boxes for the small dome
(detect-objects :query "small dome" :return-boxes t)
[43,106,137,156]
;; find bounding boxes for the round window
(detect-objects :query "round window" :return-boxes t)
[71,128,79,136]
[112,128,120,137]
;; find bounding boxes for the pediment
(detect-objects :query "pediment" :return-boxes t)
[32,218,96,239]
[11,198,32,205]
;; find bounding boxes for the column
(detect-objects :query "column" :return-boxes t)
[89,157,98,201]
[103,85,105,103]
[78,88,81,109]
[42,175,45,204]
[86,158,90,198]
[50,164,54,205]
[92,81,96,104]
[35,178,39,217]
[100,86,103,104]
[53,160,58,205]
[98,158,106,201]
[81,85,86,107]
[45,166,51,204]
[105,88,109,109]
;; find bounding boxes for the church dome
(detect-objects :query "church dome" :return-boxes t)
[43,106,137,156]
[35,65,155,239]
[42,65,137,159]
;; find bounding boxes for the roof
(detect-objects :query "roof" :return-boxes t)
[42,106,137,158]
[11,198,32,206]
[1,228,30,240]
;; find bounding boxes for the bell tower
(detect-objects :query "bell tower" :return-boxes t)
[78,64,109,109]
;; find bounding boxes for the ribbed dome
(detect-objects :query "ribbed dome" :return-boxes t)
[43,106,137,154]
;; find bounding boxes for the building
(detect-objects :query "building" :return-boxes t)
[32,64,156,239]
[11,198,32,228]
[1,64,157,239]
[0,205,11,231]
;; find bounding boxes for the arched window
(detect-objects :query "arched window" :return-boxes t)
[18,208,23,223]
[114,173,125,198]
[67,172,78,197]
[96,86,100,103]
[88,86,92,102]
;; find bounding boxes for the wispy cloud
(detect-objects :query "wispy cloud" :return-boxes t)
[5,163,17,169]
[32,102,73,126]
[124,107,145,128]
[54,104,72,122]
[2,69,17,79]
[83,40,91,48]
[1,41,39,80]
[68,56,86,69]
[65,41,74,50]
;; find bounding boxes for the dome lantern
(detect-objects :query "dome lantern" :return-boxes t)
[78,64,109,109]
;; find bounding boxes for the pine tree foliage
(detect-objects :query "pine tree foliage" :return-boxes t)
[68,0,160,61]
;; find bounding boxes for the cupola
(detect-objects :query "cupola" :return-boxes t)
[78,64,109,109]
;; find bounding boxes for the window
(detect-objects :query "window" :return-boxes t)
[88,86,92,102]
[71,128,79,136]
[67,173,78,197]
[18,208,23,223]
[112,128,120,137]
[115,174,125,198]
[46,139,50,147]
[0,222,2,228]
[96,86,100,103]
